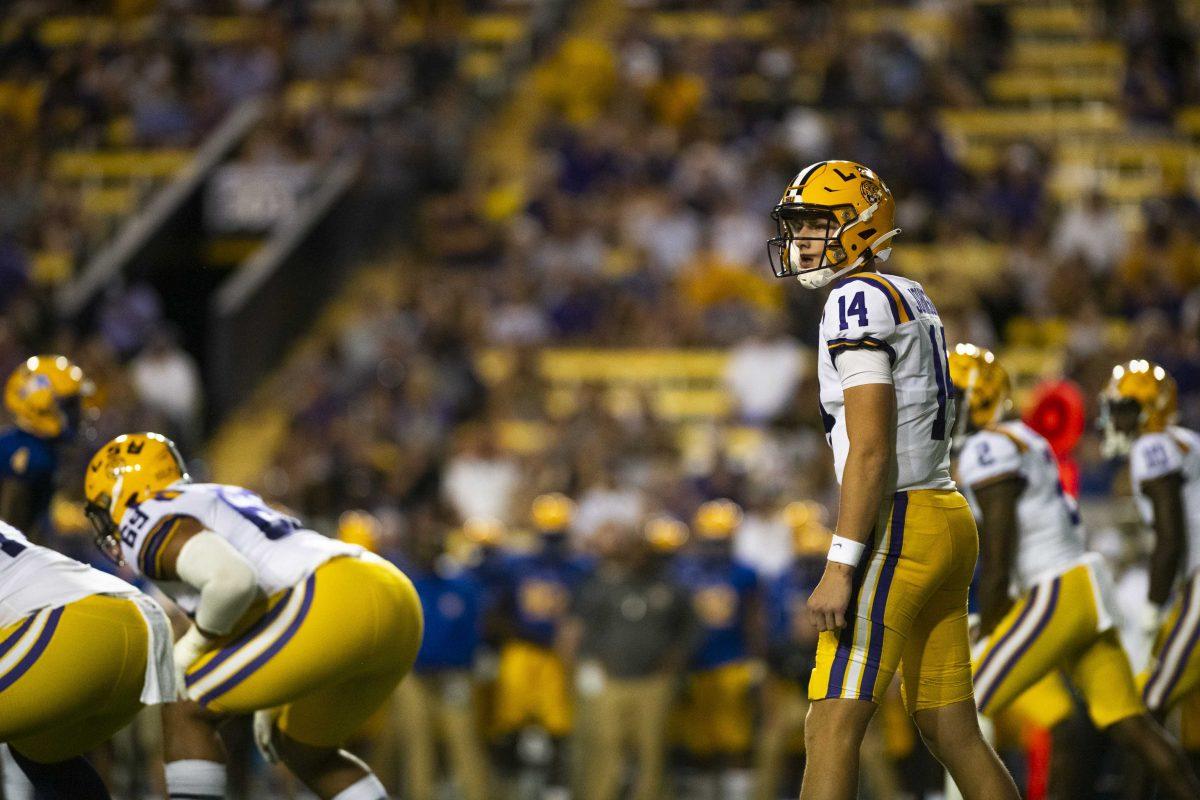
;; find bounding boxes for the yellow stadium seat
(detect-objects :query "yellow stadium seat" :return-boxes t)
[1176,107,1200,137]
[1008,41,1123,72]
[194,17,259,45]
[1010,7,1090,37]
[538,349,728,384]
[81,185,137,217]
[653,388,731,421]
[988,73,1119,103]
[468,14,525,45]
[39,17,110,47]
[50,150,191,181]
[845,8,952,40]
[648,13,716,40]
[31,251,73,286]
[940,107,1122,141]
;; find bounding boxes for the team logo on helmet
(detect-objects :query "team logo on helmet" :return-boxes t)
[860,180,883,205]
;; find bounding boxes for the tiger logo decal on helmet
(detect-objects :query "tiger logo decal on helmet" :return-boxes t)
[768,160,901,290]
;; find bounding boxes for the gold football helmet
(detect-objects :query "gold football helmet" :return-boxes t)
[4,355,93,440]
[463,516,506,547]
[768,160,901,289]
[645,515,689,553]
[782,500,832,556]
[693,499,743,540]
[337,510,381,552]
[84,432,188,561]
[1100,360,1177,457]
[947,343,1011,436]
[531,493,574,533]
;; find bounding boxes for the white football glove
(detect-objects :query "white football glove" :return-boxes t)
[173,625,216,701]
[253,708,282,764]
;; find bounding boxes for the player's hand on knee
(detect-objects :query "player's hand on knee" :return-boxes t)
[807,563,854,632]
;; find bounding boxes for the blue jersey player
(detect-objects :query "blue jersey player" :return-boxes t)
[0,356,92,536]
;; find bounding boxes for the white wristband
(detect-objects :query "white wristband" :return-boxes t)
[828,535,866,567]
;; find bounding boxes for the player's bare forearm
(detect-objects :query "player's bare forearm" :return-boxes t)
[974,476,1024,637]
[1144,473,1187,606]
[836,383,897,545]
[809,383,895,632]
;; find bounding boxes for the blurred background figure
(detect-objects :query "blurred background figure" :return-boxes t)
[754,501,828,800]
[491,493,593,799]
[0,355,91,537]
[384,503,492,800]
[673,499,764,800]
[128,326,202,453]
[560,517,697,800]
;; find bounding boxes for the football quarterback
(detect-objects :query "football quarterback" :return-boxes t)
[770,161,1018,800]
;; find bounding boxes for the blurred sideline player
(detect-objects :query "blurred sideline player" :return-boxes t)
[490,493,592,795]
[1101,363,1200,739]
[391,505,491,800]
[950,345,1200,799]
[0,519,174,799]
[753,501,824,800]
[460,516,509,744]
[83,432,423,800]
[1,356,93,535]
[672,498,763,799]
[768,160,1018,800]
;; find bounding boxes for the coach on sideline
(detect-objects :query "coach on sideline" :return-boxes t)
[558,520,699,800]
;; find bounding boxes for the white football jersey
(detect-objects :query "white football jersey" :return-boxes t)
[957,421,1086,590]
[1130,427,1200,581]
[817,271,956,492]
[0,521,141,628]
[116,482,361,615]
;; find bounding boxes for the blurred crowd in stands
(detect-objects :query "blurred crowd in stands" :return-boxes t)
[5,0,1200,798]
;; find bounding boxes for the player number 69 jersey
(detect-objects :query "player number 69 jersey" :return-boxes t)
[1130,426,1200,581]
[117,482,361,615]
[956,421,1086,590]
[817,272,956,492]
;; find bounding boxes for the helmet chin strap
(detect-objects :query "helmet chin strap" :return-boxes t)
[796,261,858,290]
[795,227,902,290]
